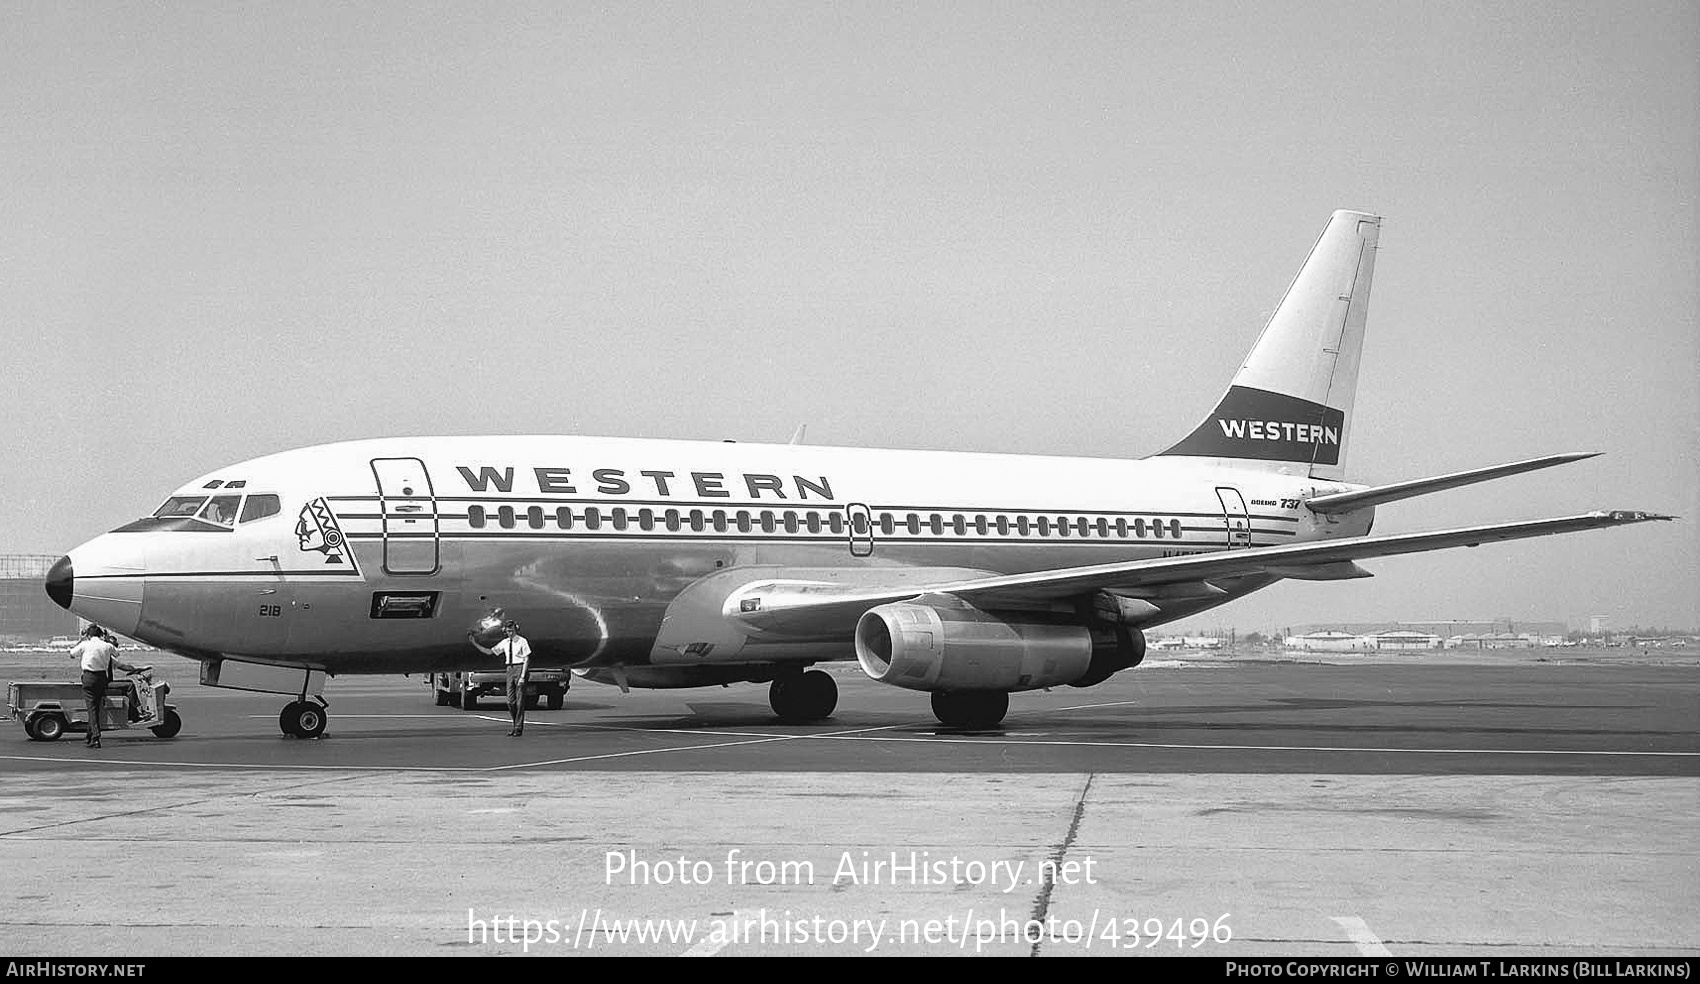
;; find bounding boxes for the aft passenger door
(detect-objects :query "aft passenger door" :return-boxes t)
[371,457,440,575]
[1215,487,1252,549]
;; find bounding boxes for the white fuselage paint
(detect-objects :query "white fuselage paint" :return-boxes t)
[62,435,1372,680]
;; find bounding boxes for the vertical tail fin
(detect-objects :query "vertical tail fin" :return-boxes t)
[1158,210,1380,481]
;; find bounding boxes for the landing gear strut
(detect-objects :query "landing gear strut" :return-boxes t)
[769,669,837,723]
[930,690,1008,730]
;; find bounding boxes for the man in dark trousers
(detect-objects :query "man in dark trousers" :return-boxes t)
[68,624,148,748]
[472,620,532,736]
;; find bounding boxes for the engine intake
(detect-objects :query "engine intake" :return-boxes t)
[854,601,1093,692]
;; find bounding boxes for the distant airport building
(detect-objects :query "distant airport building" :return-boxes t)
[1291,620,1567,639]
[1369,630,1440,650]
[1284,625,1550,652]
[0,554,79,643]
[1148,635,1225,651]
[1444,633,1555,649]
[1285,631,1374,652]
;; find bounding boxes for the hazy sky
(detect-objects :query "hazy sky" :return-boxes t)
[3,2,1695,631]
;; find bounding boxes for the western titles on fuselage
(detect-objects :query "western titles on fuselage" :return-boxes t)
[454,465,834,500]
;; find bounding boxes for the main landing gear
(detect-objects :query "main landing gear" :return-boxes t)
[930,690,1009,730]
[769,669,837,723]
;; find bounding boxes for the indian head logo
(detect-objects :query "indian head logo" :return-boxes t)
[296,498,351,565]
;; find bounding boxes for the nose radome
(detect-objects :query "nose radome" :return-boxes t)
[54,537,145,637]
[45,555,73,610]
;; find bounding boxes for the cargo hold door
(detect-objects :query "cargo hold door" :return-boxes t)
[371,457,440,575]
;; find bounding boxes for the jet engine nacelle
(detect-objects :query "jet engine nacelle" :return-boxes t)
[854,601,1093,692]
[1070,625,1147,688]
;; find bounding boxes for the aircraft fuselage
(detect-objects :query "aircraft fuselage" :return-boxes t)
[57,435,1369,678]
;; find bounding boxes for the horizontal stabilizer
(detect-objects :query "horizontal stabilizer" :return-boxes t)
[1306,453,1601,514]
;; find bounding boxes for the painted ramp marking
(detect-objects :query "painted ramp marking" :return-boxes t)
[1332,915,1391,955]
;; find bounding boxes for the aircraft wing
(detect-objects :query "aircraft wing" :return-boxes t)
[726,510,1672,637]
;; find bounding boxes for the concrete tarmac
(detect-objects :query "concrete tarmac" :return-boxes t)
[1,652,1695,956]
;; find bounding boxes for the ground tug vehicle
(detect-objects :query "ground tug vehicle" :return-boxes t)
[9,670,182,741]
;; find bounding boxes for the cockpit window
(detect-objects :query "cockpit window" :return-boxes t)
[198,495,242,528]
[240,494,282,523]
[117,494,236,532]
[154,496,208,518]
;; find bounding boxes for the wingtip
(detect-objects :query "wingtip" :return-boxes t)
[1596,510,1678,523]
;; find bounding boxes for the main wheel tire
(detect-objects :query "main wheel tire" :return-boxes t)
[289,701,327,739]
[526,691,542,711]
[434,688,449,707]
[29,714,67,742]
[769,677,795,719]
[150,708,182,739]
[799,670,837,720]
[460,690,478,710]
[770,670,837,722]
[547,691,564,711]
[931,690,1009,730]
[280,702,303,737]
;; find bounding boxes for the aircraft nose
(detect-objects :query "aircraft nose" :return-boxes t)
[54,537,145,636]
[45,555,74,610]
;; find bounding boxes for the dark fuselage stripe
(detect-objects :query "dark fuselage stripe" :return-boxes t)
[326,495,1301,524]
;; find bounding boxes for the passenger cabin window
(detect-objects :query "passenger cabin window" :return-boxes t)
[239,494,282,523]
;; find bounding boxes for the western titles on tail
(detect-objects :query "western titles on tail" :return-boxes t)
[1159,210,1379,479]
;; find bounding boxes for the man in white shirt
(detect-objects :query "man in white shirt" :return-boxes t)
[472,620,532,737]
[69,624,147,748]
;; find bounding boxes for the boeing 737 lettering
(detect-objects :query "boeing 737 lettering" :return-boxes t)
[45,211,1672,735]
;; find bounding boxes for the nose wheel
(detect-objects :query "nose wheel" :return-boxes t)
[279,697,328,739]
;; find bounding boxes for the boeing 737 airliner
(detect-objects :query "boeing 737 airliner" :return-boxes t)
[45,211,1670,736]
